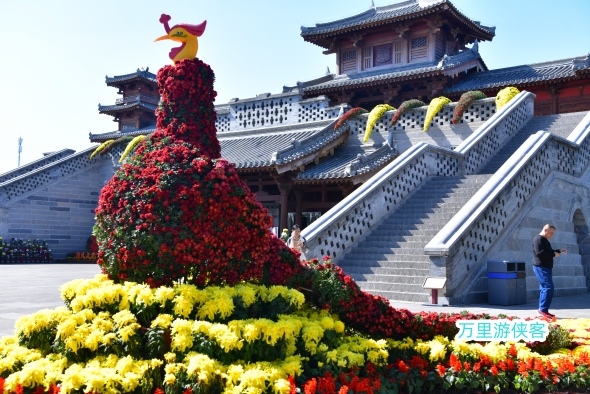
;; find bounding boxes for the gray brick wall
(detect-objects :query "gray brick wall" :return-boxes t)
[0,155,116,259]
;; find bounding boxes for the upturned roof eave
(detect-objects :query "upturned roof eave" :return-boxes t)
[302,68,443,95]
[89,127,156,143]
[98,102,157,115]
[301,1,494,50]
[274,132,349,174]
[105,70,158,87]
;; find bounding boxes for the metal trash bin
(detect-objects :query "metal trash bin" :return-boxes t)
[487,260,526,305]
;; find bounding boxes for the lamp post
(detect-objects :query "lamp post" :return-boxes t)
[18,137,23,167]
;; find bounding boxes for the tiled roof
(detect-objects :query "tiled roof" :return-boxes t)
[105,68,157,87]
[302,48,481,94]
[89,118,398,180]
[301,0,494,49]
[445,54,590,93]
[89,126,156,142]
[295,144,397,181]
[98,101,158,115]
[218,120,343,169]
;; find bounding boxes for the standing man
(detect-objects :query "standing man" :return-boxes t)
[532,224,567,319]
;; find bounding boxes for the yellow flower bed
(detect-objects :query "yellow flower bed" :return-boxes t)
[1,275,391,394]
[3,275,590,393]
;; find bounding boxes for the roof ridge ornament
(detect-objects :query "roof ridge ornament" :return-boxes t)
[438,54,449,68]
[471,39,479,54]
[418,0,440,8]
[573,53,590,71]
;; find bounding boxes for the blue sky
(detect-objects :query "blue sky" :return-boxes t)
[0,0,588,174]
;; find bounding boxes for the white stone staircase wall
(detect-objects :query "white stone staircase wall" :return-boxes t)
[0,149,76,184]
[303,92,535,264]
[425,110,590,303]
[215,94,340,133]
[0,146,121,259]
[346,98,497,152]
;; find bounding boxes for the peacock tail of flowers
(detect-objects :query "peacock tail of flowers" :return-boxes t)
[423,97,451,132]
[390,99,425,126]
[363,104,395,143]
[496,86,520,110]
[451,91,486,124]
[334,107,368,130]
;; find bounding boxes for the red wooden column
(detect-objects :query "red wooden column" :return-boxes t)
[294,189,303,227]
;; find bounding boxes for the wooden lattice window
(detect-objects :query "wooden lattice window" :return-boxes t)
[410,36,427,61]
[410,37,428,61]
[341,49,358,72]
[121,122,137,131]
[363,47,372,70]
[393,40,402,64]
[342,50,356,61]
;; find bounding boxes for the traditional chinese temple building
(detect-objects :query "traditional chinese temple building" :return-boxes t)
[91,0,590,231]
[97,68,158,133]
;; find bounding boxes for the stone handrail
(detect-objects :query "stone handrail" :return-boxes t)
[567,111,590,145]
[425,110,590,296]
[301,91,538,262]
[302,143,462,261]
[0,146,122,205]
[425,130,552,256]
[454,91,536,173]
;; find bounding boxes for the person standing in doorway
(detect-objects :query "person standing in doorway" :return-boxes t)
[532,224,567,320]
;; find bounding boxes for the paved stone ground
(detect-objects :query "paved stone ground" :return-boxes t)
[1,264,589,338]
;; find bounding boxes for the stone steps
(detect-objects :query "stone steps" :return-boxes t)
[338,174,485,302]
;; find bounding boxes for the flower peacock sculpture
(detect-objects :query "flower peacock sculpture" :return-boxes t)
[92,13,416,338]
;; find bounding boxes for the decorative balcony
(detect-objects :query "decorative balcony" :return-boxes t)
[115,95,159,105]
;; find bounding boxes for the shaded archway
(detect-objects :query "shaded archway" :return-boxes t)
[573,208,590,290]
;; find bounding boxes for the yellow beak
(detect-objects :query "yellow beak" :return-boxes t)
[154,34,171,42]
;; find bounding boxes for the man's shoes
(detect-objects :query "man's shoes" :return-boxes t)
[538,310,556,321]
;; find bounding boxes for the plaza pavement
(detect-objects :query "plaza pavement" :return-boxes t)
[1,264,589,338]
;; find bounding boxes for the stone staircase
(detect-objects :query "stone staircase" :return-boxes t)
[479,112,588,174]
[336,112,590,303]
[337,174,490,302]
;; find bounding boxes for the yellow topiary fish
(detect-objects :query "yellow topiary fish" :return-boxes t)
[424,96,451,132]
[363,104,395,143]
[495,86,520,110]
